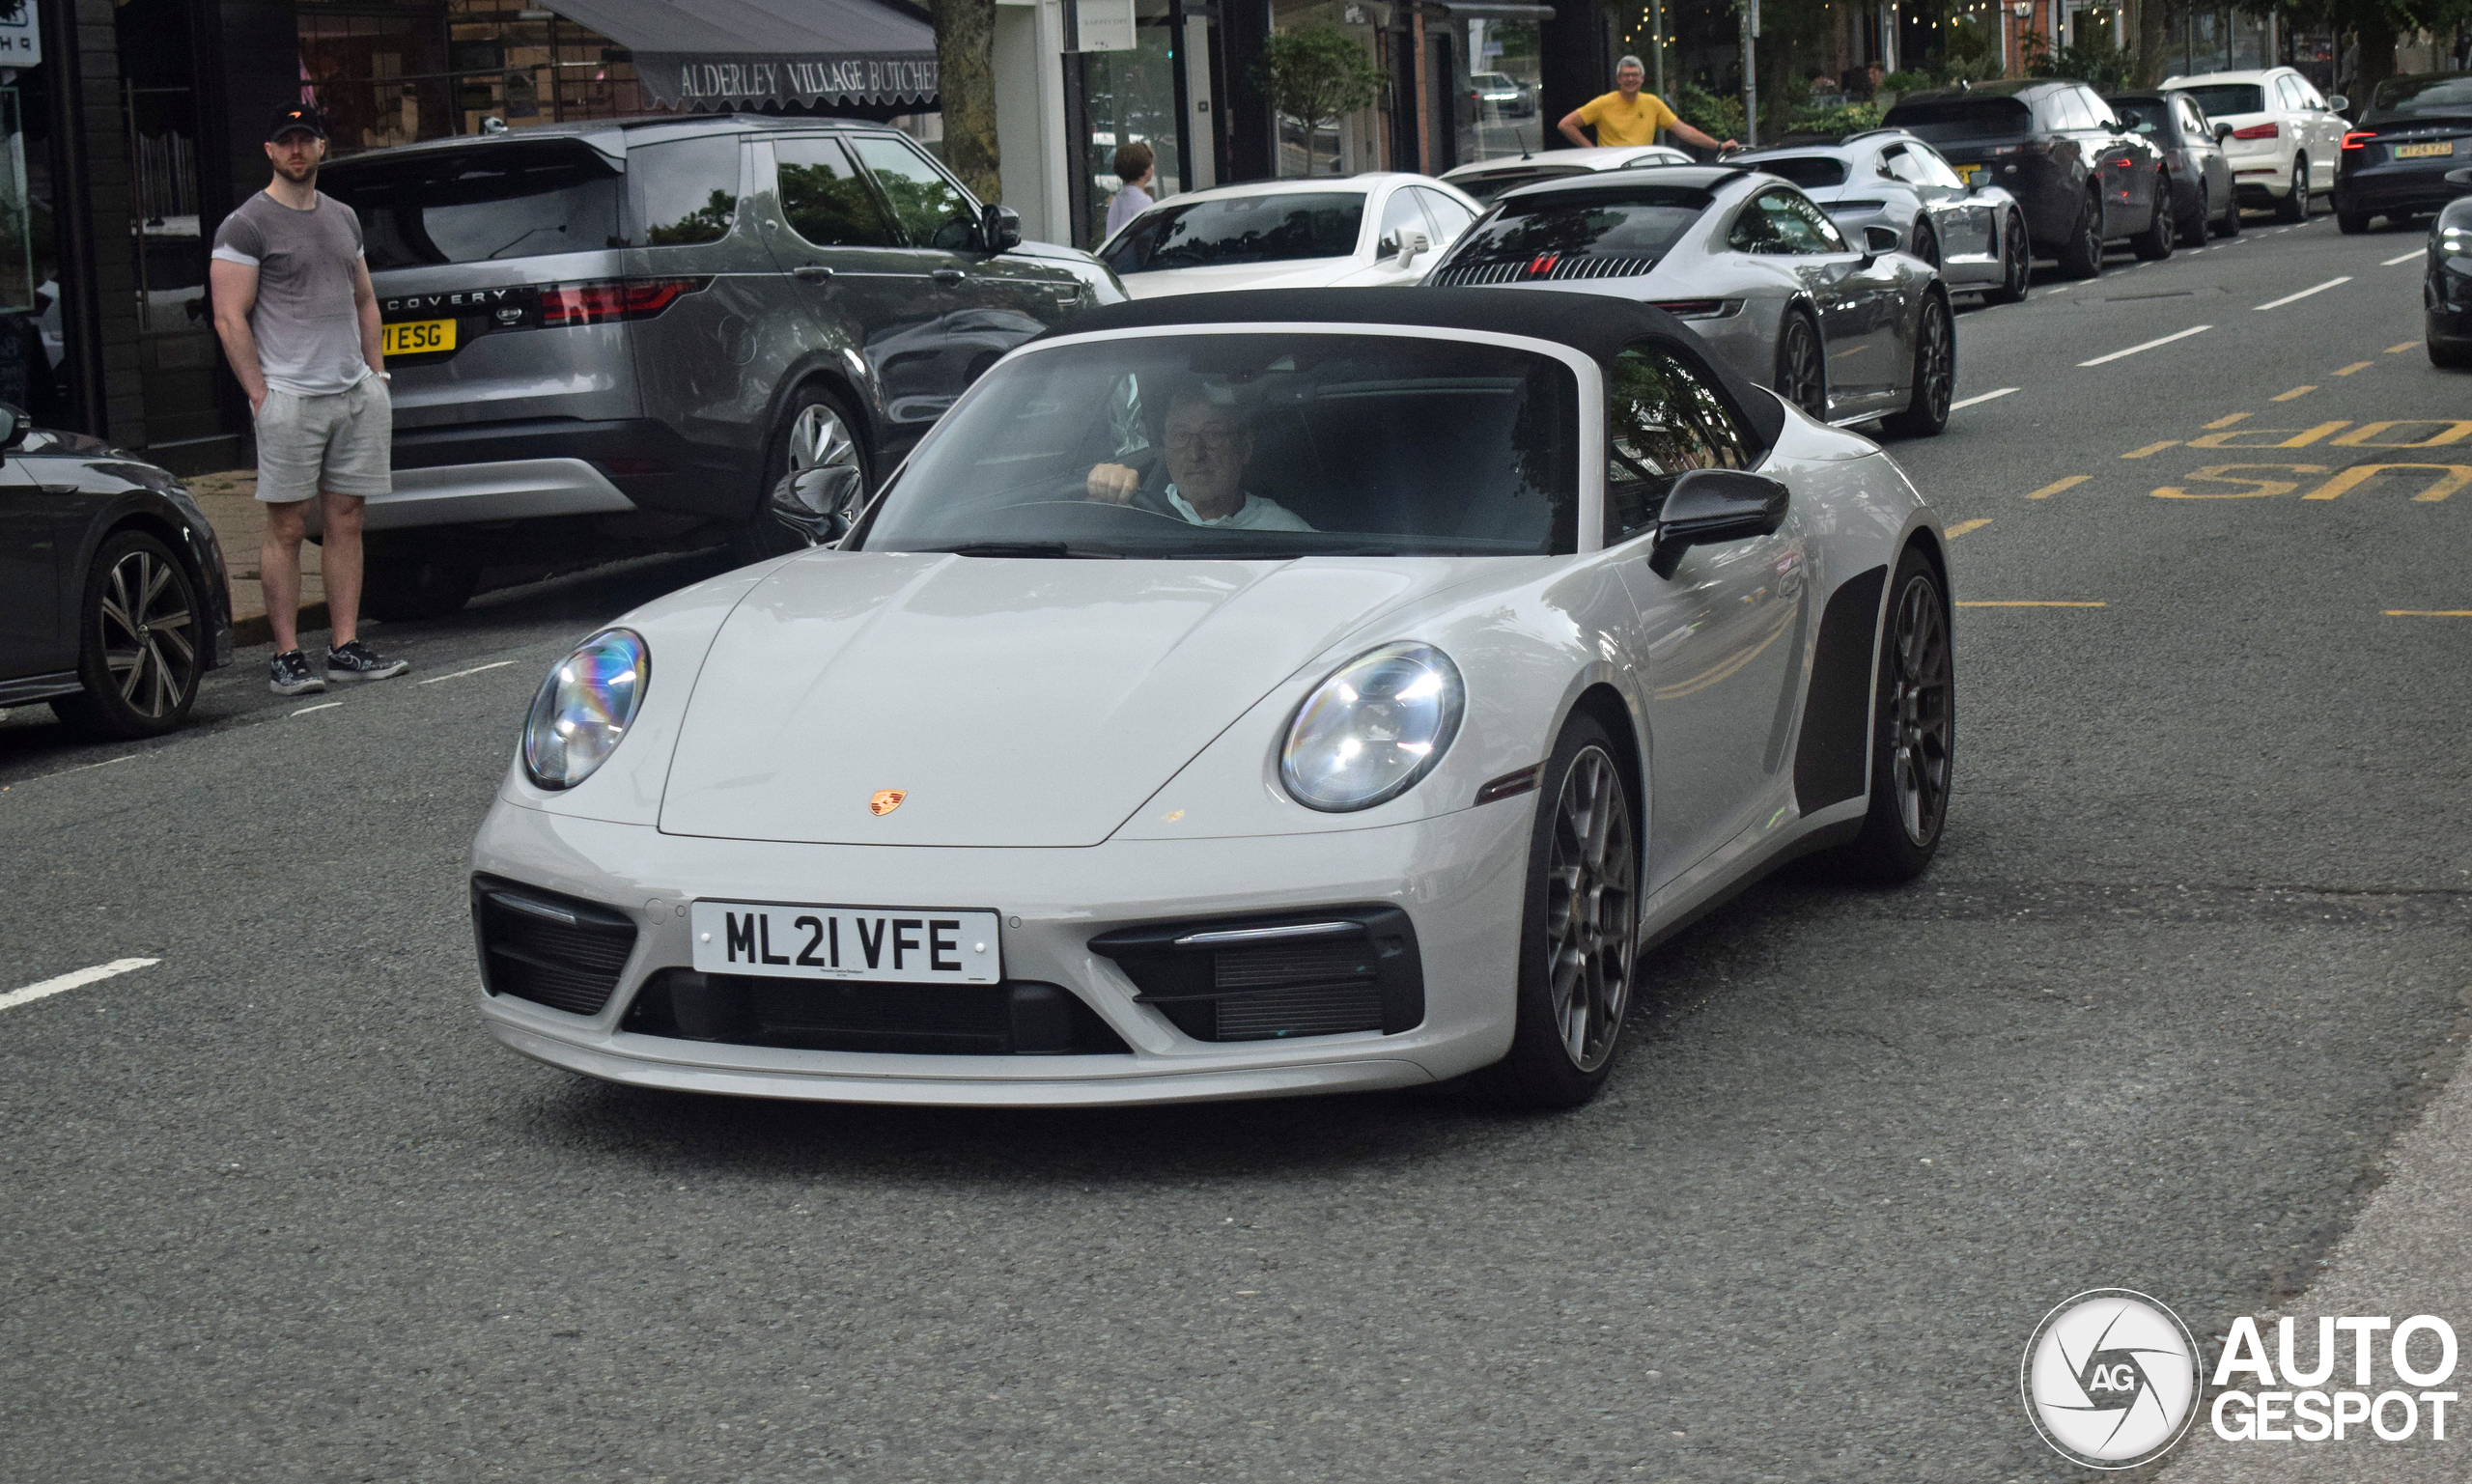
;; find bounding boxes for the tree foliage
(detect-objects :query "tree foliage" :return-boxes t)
[1258,27,1389,174]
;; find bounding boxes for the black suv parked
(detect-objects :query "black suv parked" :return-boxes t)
[1884,79,2173,277]
[318,118,1125,617]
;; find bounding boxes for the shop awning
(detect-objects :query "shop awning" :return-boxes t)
[548,0,938,110]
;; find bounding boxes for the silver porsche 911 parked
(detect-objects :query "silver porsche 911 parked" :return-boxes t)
[1733,129,2034,304]
[1424,166,1956,436]
[469,289,1953,1110]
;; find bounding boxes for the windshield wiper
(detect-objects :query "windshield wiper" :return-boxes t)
[926,542,1123,559]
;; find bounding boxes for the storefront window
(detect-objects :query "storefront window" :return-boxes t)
[297,0,643,157]
[1453,17,1542,165]
[1083,0,1185,241]
[0,84,59,421]
[1269,0,1381,177]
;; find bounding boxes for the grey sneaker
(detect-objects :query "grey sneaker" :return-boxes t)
[268,649,326,696]
[326,639,409,683]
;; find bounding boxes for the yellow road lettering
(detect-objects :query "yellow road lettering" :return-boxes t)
[2328,421,2472,449]
[2270,386,2316,402]
[2025,475,2092,499]
[2300,464,2472,502]
[2202,413,2252,430]
[2188,422,2350,449]
[1945,518,1992,538]
[2152,463,2326,499]
[2122,441,2181,459]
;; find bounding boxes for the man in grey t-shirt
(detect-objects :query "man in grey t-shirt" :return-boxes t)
[210,102,410,695]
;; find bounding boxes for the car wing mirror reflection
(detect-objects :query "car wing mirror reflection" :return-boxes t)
[1647,468,1790,578]
[2446,167,2472,187]
[1859,222,1901,263]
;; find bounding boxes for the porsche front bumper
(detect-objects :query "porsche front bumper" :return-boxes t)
[468,798,1534,1106]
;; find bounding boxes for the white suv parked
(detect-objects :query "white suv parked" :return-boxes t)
[2162,68,2351,220]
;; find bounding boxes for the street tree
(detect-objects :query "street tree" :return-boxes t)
[931,0,1000,202]
[1259,26,1388,174]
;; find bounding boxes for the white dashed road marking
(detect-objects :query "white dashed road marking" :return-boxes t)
[419,660,519,686]
[1951,387,2020,410]
[2253,276,2352,311]
[0,958,158,1014]
[292,702,342,716]
[2080,325,2213,366]
[2383,249,2425,266]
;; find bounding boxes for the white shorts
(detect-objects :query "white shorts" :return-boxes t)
[255,377,392,504]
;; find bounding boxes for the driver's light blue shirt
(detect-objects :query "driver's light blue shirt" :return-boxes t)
[1165,486,1314,530]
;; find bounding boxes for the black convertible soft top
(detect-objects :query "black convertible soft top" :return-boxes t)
[1044,286,1788,450]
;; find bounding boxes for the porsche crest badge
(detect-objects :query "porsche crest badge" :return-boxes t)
[868,789,907,816]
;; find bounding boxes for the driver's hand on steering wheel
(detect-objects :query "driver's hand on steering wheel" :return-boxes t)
[1085,462,1141,503]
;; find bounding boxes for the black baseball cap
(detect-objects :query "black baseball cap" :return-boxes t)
[267,104,328,143]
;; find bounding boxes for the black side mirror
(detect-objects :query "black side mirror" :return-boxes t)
[1648,468,1790,577]
[1861,223,1902,260]
[2447,167,2472,187]
[767,462,865,546]
[2213,120,2234,141]
[981,203,1023,254]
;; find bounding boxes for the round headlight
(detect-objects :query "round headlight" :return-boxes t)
[522,629,647,790]
[1280,642,1464,812]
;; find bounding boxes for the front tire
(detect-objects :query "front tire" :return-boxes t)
[1985,210,2031,303]
[2130,180,2176,260]
[2056,190,2105,279]
[2214,184,2242,237]
[1909,221,1940,270]
[2178,182,2211,244]
[1822,546,1953,883]
[1773,309,1827,419]
[49,529,204,740]
[2431,320,2472,369]
[2337,206,2370,234]
[1479,714,1641,1109]
[1882,293,1954,437]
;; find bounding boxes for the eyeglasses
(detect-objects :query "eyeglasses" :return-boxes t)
[1166,430,1245,455]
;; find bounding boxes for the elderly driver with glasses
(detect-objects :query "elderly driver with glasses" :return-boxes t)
[1084,385,1314,531]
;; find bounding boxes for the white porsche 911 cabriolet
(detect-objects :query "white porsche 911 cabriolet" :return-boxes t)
[469,289,1953,1109]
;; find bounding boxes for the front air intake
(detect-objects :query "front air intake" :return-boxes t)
[1088,907,1423,1043]
[471,876,638,1017]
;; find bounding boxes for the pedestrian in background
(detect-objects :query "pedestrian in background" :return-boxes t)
[1558,55,1738,154]
[1105,141,1156,240]
[209,103,410,696]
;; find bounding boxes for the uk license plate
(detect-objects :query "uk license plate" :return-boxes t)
[381,318,457,356]
[1957,163,1987,185]
[689,901,1003,984]
[2398,141,2457,158]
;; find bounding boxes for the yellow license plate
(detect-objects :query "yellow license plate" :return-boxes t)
[2398,141,2458,158]
[382,318,457,356]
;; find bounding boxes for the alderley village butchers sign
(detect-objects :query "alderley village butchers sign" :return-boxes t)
[635,53,938,108]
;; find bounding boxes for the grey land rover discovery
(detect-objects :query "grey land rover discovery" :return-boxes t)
[319,117,1125,617]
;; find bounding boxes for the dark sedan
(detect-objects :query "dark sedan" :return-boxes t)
[2337,71,2472,233]
[2428,174,2472,367]
[2109,90,2242,239]
[0,406,235,737]
[1885,79,2174,278]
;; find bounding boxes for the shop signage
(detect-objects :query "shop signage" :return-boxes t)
[0,0,42,67]
[633,51,937,108]
[1076,0,1137,52]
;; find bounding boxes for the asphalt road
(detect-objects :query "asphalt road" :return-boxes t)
[4,215,2467,1483]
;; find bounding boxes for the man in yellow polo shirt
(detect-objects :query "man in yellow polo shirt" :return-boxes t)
[1558,55,1739,154]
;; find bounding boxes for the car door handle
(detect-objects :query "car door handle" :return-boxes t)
[793,265,835,283]
[931,267,967,286]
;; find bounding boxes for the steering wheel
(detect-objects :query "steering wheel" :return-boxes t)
[1053,466,1183,520]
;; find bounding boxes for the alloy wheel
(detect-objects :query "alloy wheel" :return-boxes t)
[98,546,197,720]
[786,401,860,480]
[1916,299,1953,424]
[1886,574,1952,846]
[2005,217,2031,295]
[1778,316,1826,417]
[1543,744,1637,1072]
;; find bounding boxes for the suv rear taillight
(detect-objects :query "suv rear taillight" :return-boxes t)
[2232,122,2281,140]
[2341,130,2378,151]
[539,277,710,327]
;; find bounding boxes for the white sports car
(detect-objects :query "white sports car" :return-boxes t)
[469,289,1954,1108]
[1096,175,1483,299]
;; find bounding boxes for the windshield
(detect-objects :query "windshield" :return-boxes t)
[2177,84,2265,117]
[2111,98,2167,132]
[323,139,624,268]
[1438,186,1709,273]
[2371,73,2472,117]
[1101,193,1364,273]
[1883,98,2035,140]
[855,333,1581,558]
[1745,155,1849,187]
[1451,165,1587,203]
